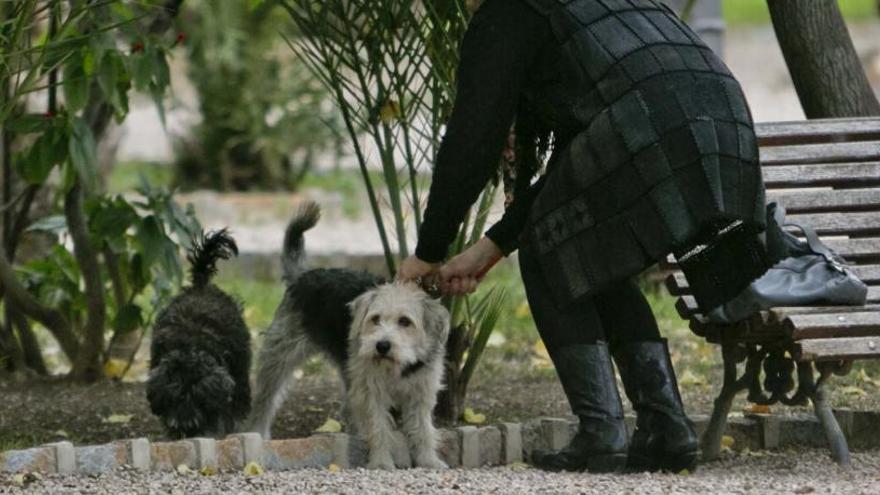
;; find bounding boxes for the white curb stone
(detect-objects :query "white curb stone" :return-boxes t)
[231,433,263,465]
[331,433,350,468]
[189,438,217,469]
[499,422,523,464]
[541,418,571,451]
[438,428,461,467]
[46,442,75,474]
[458,426,480,468]
[128,438,151,470]
[478,426,502,466]
[2,446,55,473]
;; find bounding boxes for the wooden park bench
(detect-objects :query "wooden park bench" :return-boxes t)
[664,117,880,467]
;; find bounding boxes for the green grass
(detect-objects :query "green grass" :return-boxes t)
[723,0,877,25]
[215,272,285,333]
[106,161,174,194]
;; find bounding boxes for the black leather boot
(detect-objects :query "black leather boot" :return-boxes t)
[530,343,628,473]
[614,339,699,472]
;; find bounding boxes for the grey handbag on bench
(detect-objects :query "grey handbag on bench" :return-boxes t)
[706,202,869,324]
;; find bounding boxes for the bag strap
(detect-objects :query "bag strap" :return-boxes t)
[774,202,845,271]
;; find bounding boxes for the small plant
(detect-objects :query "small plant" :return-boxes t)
[0,0,194,381]
[284,0,508,422]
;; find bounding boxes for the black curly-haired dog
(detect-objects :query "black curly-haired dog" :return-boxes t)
[147,229,251,439]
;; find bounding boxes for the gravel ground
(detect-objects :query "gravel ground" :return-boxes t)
[3,449,879,494]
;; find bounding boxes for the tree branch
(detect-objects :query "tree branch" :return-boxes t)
[0,248,79,360]
[65,182,106,381]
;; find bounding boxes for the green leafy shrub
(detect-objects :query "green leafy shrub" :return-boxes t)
[0,0,197,381]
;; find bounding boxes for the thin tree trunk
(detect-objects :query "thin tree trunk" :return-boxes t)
[66,182,106,382]
[11,308,47,375]
[767,0,880,118]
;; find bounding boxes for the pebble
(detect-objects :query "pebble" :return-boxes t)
[2,448,879,494]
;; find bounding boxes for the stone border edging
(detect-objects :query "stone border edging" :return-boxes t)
[2,409,874,475]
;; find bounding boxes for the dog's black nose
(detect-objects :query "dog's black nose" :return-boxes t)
[376,340,391,355]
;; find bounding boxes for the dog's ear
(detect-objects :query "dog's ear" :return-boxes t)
[422,296,450,342]
[348,290,378,336]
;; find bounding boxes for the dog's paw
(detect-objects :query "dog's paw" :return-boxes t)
[415,455,448,469]
[366,455,395,470]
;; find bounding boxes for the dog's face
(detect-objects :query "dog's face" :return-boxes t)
[348,282,450,371]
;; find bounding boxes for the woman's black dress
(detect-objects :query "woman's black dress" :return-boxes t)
[416,0,772,311]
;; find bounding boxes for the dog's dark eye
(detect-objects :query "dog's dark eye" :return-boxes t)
[370,315,381,325]
[398,316,412,328]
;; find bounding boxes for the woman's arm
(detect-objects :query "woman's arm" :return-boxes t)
[485,175,547,255]
[413,0,549,263]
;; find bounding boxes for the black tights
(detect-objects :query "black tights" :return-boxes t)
[519,249,661,352]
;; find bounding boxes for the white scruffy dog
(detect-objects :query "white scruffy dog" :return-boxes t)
[246,202,451,469]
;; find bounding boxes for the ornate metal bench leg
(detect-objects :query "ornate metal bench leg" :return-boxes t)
[701,343,743,461]
[812,366,851,467]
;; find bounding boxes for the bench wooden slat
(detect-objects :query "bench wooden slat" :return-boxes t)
[795,336,880,361]
[786,312,880,340]
[759,141,880,166]
[784,212,880,236]
[756,118,880,147]
[666,265,880,295]
[768,304,880,321]
[768,189,880,213]
[762,163,880,188]
[674,287,880,319]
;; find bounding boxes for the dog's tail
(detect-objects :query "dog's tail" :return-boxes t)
[282,201,321,286]
[187,229,239,288]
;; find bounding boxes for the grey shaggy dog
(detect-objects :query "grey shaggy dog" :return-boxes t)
[147,229,251,439]
[246,202,451,469]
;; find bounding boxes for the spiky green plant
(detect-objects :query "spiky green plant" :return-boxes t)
[283,0,508,422]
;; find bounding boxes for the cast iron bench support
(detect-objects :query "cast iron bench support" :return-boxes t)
[665,117,880,467]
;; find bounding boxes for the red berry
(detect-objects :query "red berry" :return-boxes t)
[176,33,186,43]
[132,41,144,53]
[43,111,54,119]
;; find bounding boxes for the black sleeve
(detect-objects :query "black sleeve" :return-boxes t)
[485,176,546,255]
[414,0,548,263]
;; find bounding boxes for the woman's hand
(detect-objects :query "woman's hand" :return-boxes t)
[440,237,503,296]
[398,255,440,287]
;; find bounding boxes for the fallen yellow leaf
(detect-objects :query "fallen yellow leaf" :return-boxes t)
[102,413,133,424]
[462,407,486,425]
[841,385,867,397]
[328,463,341,473]
[104,358,128,379]
[858,368,880,387]
[244,461,264,476]
[743,404,772,415]
[721,435,735,448]
[200,466,217,476]
[315,418,343,433]
[176,464,194,475]
[53,429,69,438]
[678,468,691,476]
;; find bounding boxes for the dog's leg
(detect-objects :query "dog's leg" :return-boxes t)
[348,373,397,469]
[401,381,446,469]
[246,313,310,440]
